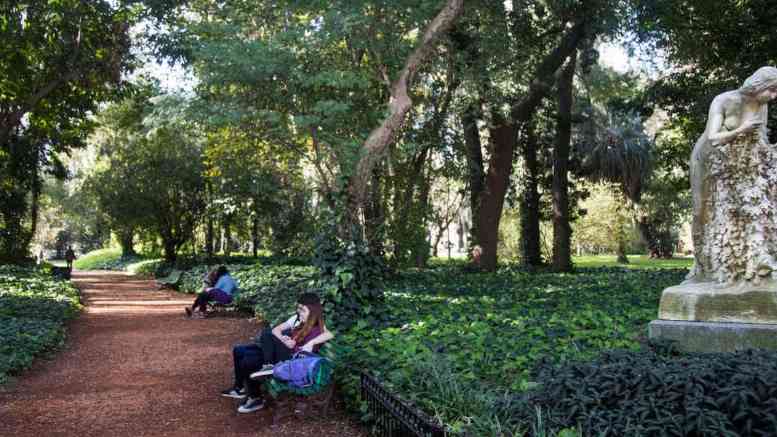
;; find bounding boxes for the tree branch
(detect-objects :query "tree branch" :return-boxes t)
[347,0,465,215]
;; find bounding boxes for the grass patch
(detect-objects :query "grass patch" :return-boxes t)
[573,254,693,269]
[73,248,152,271]
[0,265,81,385]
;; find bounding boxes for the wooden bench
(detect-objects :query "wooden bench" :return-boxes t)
[251,356,336,426]
[156,269,183,290]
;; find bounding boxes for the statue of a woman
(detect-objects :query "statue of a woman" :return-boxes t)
[688,66,777,285]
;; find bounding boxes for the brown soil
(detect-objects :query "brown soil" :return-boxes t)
[0,270,365,437]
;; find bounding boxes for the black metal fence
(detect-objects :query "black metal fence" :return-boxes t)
[360,371,445,437]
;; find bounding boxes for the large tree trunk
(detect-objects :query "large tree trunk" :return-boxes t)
[520,121,543,266]
[551,53,577,272]
[476,123,517,271]
[347,0,464,222]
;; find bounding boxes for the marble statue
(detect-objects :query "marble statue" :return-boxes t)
[650,67,777,349]
[687,66,777,285]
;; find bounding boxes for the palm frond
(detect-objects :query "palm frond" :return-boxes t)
[575,110,654,202]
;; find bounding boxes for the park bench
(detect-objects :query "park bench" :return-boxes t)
[254,355,336,426]
[156,269,183,290]
[246,340,335,426]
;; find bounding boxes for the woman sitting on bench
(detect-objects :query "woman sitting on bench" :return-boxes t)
[222,292,333,413]
[185,265,237,318]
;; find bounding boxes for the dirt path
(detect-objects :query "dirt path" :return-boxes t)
[0,270,364,437]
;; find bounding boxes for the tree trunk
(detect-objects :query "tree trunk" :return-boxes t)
[252,216,259,257]
[206,216,214,258]
[551,53,577,272]
[414,168,432,268]
[616,241,629,264]
[462,103,485,252]
[222,216,232,257]
[347,0,464,222]
[163,239,177,264]
[615,210,629,264]
[119,230,136,257]
[476,123,517,271]
[520,121,543,266]
[365,165,385,257]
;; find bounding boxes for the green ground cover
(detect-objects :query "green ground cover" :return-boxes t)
[0,265,81,385]
[329,265,687,434]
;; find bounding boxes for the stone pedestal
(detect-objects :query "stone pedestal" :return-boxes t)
[650,280,777,352]
[648,320,777,353]
[658,280,777,323]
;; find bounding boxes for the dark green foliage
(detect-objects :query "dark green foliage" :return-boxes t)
[312,219,386,329]
[0,265,81,384]
[0,0,133,261]
[327,265,686,433]
[517,346,777,436]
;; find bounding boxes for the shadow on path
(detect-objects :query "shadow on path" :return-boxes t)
[0,270,363,437]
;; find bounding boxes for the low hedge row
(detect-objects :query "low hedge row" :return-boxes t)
[0,265,81,384]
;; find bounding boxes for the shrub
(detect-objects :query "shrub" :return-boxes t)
[0,265,81,384]
[514,345,777,436]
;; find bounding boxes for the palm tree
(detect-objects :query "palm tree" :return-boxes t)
[574,110,654,263]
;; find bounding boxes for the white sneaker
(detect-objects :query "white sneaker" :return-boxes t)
[250,364,274,379]
[237,397,264,413]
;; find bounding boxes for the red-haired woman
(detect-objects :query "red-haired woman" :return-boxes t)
[223,292,334,413]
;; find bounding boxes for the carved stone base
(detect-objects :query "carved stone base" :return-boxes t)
[648,320,777,352]
[658,280,777,324]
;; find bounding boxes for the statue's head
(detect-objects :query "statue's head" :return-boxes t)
[740,66,777,99]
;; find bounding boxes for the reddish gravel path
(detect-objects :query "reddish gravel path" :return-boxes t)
[0,270,364,437]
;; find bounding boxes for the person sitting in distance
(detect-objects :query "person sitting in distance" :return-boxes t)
[184,265,236,318]
[222,292,333,413]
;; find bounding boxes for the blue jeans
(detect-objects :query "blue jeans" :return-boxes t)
[232,328,292,397]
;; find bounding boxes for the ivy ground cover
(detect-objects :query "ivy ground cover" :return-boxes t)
[331,265,687,434]
[0,265,81,384]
